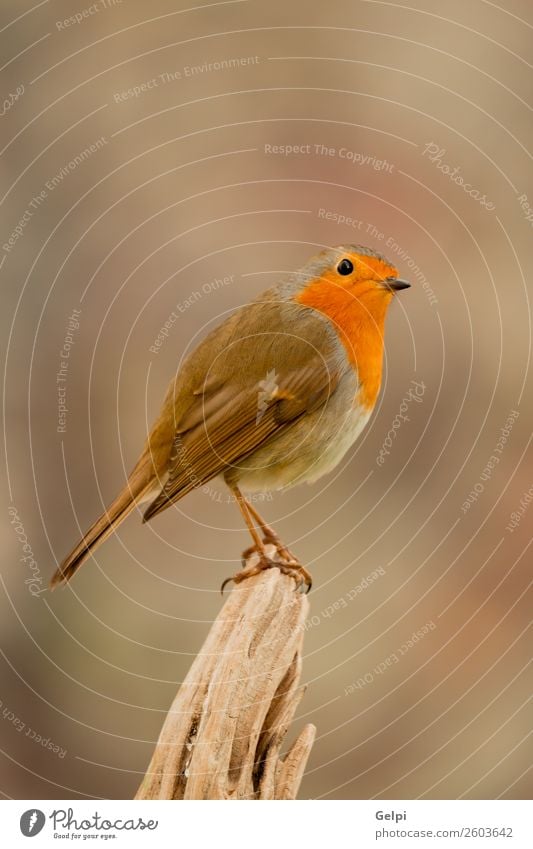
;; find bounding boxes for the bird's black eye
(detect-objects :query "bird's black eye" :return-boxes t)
[337,258,353,276]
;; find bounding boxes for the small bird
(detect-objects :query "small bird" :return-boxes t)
[51,245,410,592]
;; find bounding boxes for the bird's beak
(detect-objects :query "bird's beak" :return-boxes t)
[384,277,411,292]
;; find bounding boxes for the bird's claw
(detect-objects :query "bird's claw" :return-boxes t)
[282,562,312,594]
[240,536,298,569]
[222,552,312,594]
[220,575,234,595]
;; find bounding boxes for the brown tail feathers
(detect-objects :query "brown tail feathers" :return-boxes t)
[50,464,154,589]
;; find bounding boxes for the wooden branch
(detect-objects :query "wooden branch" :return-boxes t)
[136,550,315,800]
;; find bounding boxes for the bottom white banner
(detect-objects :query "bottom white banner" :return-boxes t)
[3,799,530,848]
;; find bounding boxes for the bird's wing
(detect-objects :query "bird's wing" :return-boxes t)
[142,351,343,521]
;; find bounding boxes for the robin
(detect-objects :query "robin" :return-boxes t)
[50,244,410,592]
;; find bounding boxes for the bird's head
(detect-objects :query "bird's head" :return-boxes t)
[292,244,410,340]
[292,245,411,408]
[296,244,410,313]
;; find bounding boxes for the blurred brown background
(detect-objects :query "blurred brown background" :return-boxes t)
[1,0,531,800]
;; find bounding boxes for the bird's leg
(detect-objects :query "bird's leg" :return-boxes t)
[221,485,312,593]
[232,484,266,555]
[246,499,298,565]
[246,500,313,592]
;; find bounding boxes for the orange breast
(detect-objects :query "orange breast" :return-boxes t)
[296,279,390,410]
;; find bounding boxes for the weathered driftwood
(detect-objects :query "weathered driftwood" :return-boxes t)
[136,549,315,800]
